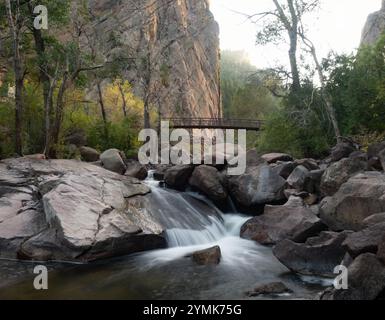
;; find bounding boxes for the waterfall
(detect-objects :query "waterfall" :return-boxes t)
[144,171,249,248]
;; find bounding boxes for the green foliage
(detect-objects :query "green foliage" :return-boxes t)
[0,100,15,158]
[257,105,330,159]
[325,35,385,135]
[87,118,141,158]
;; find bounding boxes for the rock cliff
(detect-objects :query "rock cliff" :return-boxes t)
[361,0,385,46]
[87,0,221,118]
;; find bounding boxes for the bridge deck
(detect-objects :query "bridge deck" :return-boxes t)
[165,118,262,131]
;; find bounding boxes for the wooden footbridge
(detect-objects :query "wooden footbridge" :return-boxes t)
[164,118,263,131]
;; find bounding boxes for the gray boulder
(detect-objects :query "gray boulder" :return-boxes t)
[377,234,385,263]
[320,157,367,196]
[287,165,310,191]
[343,222,385,258]
[363,213,385,227]
[241,197,325,245]
[271,161,297,179]
[228,165,286,211]
[321,253,385,300]
[164,165,194,190]
[273,231,351,277]
[320,172,385,231]
[125,161,148,180]
[100,149,127,175]
[368,141,385,160]
[330,142,356,162]
[192,246,221,265]
[79,146,100,162]
[379,149,385,172]
[189,165,227,202]
[295,159,319,171]
[261,153,293,164]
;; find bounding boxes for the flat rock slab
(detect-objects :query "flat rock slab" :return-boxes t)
[0,158,166,262]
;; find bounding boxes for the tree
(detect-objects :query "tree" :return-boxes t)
[252,0,320,93]
[246,0,341,142]
[26,0,71,156]
[297,17,341,141]
[325,35,385,136]
[5,0,25,155]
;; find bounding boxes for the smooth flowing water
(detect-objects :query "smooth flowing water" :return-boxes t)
[0,172,331,300]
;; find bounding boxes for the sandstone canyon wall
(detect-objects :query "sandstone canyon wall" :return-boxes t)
[87,0,221,119]
[361,0,385,46]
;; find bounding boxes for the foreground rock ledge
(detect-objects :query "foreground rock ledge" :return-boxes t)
[0,158,167,262]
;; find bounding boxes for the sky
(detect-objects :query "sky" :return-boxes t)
[210,0,382,68]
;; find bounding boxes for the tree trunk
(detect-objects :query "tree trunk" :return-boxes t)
[302,35,342,143]
[27,2,53,156]
[6,0,23,155]
[288,32,301,92]
[50,72,68,158]
[97,82,109,139]
[311,48,341,142]
[143,96,151,129]
[118,82,128,117]
[287,0,300,92]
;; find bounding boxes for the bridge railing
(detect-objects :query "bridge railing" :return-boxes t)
[163,118,263,131]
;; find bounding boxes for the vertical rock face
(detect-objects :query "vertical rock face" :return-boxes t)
[360,0,385,46]
[87,0,221,118]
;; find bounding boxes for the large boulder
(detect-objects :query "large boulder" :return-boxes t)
[273,231,351,277]
[271,161,297,180]
[377,232,385,263]
[152,164,172,181]
[367,141,385,160]
[321,253,385,300]
[189,165,227,202]
[320,172,385,231]
[363,213,385,227]
[379,149,385,172]
[330,142,356,162]
[343,222,385,258]
[261,153,293,164]
[79,146,100,162]
[295,159,319,171]
[228,165,286,212]
[320,157,367,197]
[286,165,310,191]
[0,158,167,262]
[100,149,127,175]
[125,161,148,180]
[164,165,194,190]
[191,246,221,265]
[241,197,325,245]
